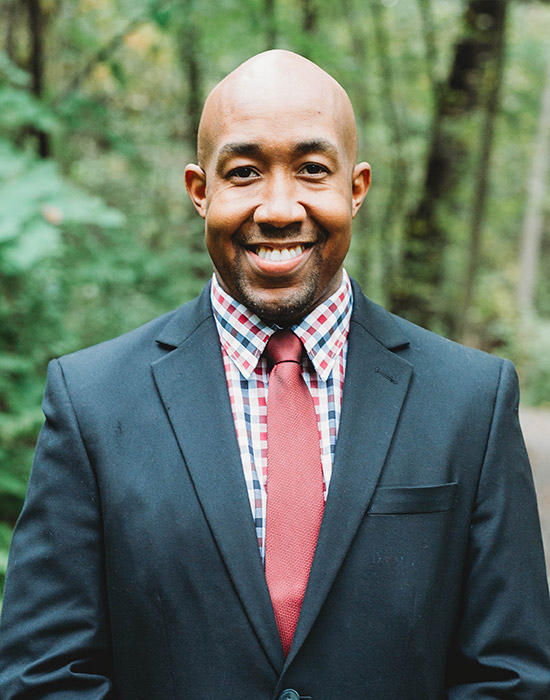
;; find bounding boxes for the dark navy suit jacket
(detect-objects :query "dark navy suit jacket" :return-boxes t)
[1,280,549,699]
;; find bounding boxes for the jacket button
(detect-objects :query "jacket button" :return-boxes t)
[279,690,301,700]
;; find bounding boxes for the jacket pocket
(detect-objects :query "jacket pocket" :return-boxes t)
[368,482,458,515]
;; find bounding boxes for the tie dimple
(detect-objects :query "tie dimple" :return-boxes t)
[265,329,303,367]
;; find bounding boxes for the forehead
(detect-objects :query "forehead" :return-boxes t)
[206,79,353,166]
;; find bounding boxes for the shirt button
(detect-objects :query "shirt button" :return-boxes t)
[279,690,301,700]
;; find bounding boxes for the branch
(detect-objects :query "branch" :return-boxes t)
[50,0,177,108]
[51,14,144,108]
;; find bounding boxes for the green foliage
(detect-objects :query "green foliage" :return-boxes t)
[507,320,550,408]
[0,88,58,132]
[0,52,56,132]
[0,141,123,266]
[0,522,13,599]
[0,50,129,579]
[0,52,30,88]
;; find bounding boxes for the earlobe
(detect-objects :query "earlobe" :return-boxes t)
[184,164,207,218]
[351,162,371,216]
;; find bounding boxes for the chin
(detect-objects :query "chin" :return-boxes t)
[237,280,320,327]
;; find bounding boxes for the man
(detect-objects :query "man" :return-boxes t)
[1,50,549,699]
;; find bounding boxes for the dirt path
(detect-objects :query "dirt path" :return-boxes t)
[519,406,550,579]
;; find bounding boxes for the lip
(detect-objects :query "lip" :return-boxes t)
[245,243,314,276]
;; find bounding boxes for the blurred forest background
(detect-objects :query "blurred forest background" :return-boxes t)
[1,0,550,592]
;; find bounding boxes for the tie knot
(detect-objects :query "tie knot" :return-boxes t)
[265,330,304,368]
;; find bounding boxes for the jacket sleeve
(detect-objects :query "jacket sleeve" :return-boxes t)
[0,359,113,698]
[446,359,550,699]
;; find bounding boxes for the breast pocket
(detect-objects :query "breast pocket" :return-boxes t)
[367,482,458,515]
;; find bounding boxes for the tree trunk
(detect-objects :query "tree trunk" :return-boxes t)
[341,0,371,292]
[178,2,202,148]
[390,0,508,332]
[301,0,317,34]
[416,0,439,106]
[265,0,277,50]
[27,0,50,158]
[342,0,370,126]
[367,0,407,303]
[457,2,507,340]
[298,0,318,60]
[5,0,18,61]
[517,45,550,320]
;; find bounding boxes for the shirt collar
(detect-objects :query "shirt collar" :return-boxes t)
[211,271,353,381]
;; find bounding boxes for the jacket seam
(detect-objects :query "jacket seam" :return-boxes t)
[471,357,506,506]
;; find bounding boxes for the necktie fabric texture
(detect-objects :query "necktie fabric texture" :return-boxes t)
[264,329,325,656]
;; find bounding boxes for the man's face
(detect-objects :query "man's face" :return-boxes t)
[186,76,370,325]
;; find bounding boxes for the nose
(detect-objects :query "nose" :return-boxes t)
[253,174,307,228]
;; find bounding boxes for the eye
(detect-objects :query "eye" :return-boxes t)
[228,166,259,180]
[300,163,328,176]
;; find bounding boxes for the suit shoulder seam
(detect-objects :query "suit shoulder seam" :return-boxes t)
[53,358,99,484]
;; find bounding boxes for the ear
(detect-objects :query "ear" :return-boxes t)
[185,164,207,218]
[351,162,371,217]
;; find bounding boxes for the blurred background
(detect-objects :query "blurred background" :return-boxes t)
[1,0,549,595]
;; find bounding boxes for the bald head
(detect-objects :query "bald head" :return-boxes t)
[197,50,358,171]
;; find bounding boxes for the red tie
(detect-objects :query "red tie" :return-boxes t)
[264,329,325,656]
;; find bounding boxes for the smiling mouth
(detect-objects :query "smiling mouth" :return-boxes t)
[249,243,313,261]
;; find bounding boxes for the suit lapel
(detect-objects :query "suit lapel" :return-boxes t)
[151,288,284,672]
[285,286,413,667]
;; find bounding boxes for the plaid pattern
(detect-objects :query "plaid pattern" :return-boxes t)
[211,272,352,561]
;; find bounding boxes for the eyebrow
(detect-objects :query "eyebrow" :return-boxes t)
[293,139,339,159]
[215,138,340,172]
[217,142,263,160]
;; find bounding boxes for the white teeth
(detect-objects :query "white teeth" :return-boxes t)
[255,245,305,260]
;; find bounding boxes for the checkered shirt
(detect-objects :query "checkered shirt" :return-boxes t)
[211,271,353,561]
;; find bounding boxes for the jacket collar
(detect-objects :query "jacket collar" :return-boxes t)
[155,278,410,354]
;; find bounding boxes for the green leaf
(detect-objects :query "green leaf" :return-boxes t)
[0,523,13,550]
[48,188,126,228]
[0,354,34,374]
[0,550,8,577]
[2,220,61,271]
[0,87,59,133]
[0,141,124,258]
[0,52,30,88]
[0,471,27,501]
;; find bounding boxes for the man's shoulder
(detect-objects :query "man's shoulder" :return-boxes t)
[393,311,501,365]
[393,314,509,401]
[350,280,506,378]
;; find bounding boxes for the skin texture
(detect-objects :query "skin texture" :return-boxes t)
[185,50,371,326]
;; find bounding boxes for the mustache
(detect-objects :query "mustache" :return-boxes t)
[256,223,305,239]
[238,222,324,245]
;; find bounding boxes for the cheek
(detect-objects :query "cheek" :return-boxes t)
[317,204,353,251]
[204,227,236,271]
[311,188,354,226]
[204,210,238,238]
[203,203,241,265]
[205,188,255,231]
